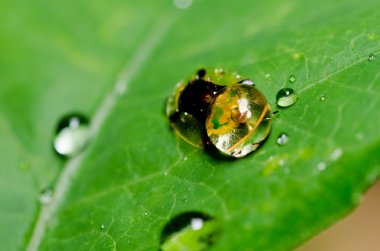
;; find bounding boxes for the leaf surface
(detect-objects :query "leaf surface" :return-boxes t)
[0,0,380,250]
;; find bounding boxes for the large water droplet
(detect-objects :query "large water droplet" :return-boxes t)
[276,133,289,146]
[54,114,90,157]
[160,212,220,251]
[40,187,53,204]
[167,68,272,158]
[368,53,375,61]
[288,75,296,83]
[276,88,298,107]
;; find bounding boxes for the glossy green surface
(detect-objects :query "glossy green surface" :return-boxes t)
[0,0,380,250]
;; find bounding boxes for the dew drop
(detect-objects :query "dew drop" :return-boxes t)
[173,0,193,9]
[368,53,375,61]
[100,224,105,230]
[288,75,296,83]
[40,187,53,205]
[320,94,325,101]
[53,114,90,158]
[160,212,220,251]
[276,133,289,146]
[356,132,364,141]
[316,162,326,171]
[330,148,343,161]
[264,73,271,79]
[276,88,298,107]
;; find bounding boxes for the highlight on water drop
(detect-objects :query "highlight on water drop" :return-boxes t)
[53,113,90,158]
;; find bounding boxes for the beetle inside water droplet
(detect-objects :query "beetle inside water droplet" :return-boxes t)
[166,68,272,158]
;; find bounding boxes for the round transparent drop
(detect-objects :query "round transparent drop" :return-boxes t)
[206,84,271,158]
[53,114,90,157]
[39,187,53,205]
[288,75,296,83]
[160,212,220,251]
[276,88,298,107]
[166,68,243,148]
[276,133,289,145]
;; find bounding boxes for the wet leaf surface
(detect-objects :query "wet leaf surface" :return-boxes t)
[0,0,380,250]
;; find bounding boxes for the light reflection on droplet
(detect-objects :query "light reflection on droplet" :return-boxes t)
[276,133,289,146]
[190,218,204,231]
[54,114,90,158]
[330,148,343,161]
[317,162,326,171]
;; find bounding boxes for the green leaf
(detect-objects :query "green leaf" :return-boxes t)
[1,0,380,250]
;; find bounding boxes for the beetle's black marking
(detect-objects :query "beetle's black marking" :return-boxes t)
[197,69,206,79]
[178,79,225,121]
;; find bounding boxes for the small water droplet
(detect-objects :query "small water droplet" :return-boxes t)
[40,187,53,204]
[356,132,364,141]
[54,114,90,158]
[368,53,375,61]
[264,73,271,79]
[160,212,220,251]
[316,162,326,171]
[330,148,343,161]
[184,156,188,161]
[144,212,149,216]
[288,75,296,83]
[320,94,325,101]
[279,159,285,166]
[100,224,105,230]
[276,88,298,107]
[276,133,289,146]
[173,0,193,9]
